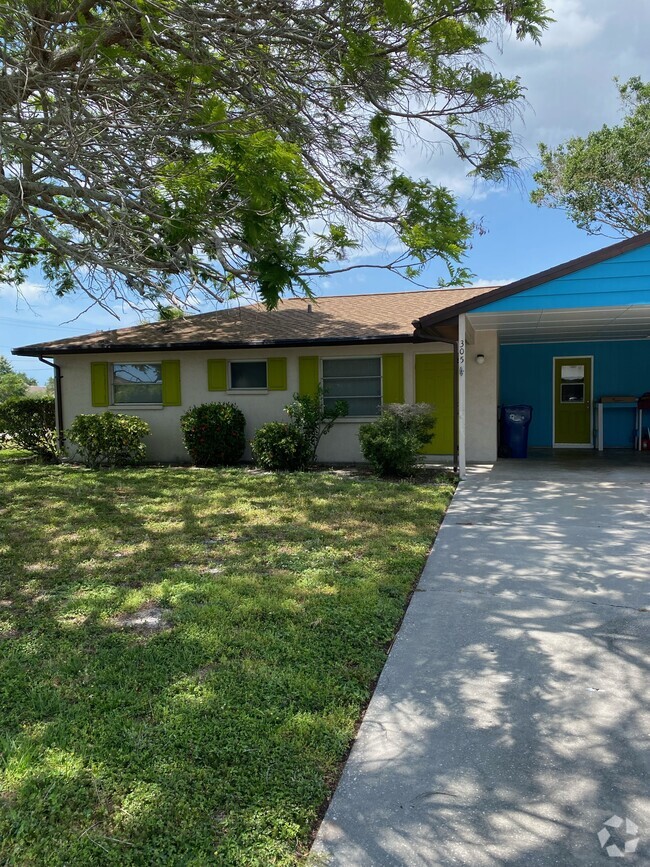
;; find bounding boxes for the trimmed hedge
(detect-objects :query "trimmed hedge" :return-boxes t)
[181,402,246,466]
[66,412,150,468]
[0,395,58,461]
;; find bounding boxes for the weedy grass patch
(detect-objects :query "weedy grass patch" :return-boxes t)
[0,464,454,865]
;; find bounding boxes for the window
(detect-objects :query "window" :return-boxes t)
[230,360,268,389]
[112,363,163,404]
[322,357,381,416]
[560,364,585,403]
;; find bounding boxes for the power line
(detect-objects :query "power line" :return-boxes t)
[0,317,110,332]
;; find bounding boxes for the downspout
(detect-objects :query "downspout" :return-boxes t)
[38,357,64,451]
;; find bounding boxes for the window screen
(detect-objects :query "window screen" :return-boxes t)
[112,363,163,404]
[230,360,268,389]
[322,357,381,416]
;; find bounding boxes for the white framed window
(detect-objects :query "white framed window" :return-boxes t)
[322,356,382,416]
[229,360,268,390]
[112,363,163,404]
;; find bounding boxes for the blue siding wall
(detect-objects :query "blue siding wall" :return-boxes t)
[478,245,650,312]
[500,340,650,447]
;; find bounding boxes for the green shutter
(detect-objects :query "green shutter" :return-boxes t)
[267,357,287,390]
[207,358,227,391]
[161,359,182,406]
[90,362,109,407]
[382,353,404,404]
[298,356,319,397]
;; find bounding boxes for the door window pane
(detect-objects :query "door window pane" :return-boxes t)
[561,364,584,381]
[560,363,586,403]
[561,383,585,403]
[112,363,163,404]
[230,360,267,389]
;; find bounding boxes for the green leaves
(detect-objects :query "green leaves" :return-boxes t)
[386,174,472,279]
[383,0,414,27]
[180,402,246,467]
[0,356,37,403]
[66,412,150,468]
[359,402,436,476]
[531,77,650,237]
[0,395,58,461]
[1,0,552,309]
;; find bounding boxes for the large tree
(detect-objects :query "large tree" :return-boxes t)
[0,355,36,402]
[531,77,650,238]
[1,0,551,310]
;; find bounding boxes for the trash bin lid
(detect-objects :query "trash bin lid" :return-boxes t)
[503,404,532,423]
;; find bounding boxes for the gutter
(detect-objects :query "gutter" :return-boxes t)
[38,357,64,451]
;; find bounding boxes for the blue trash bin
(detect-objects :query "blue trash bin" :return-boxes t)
[500,405,533,458]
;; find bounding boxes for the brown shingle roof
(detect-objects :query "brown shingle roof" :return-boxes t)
[13,287,497,356]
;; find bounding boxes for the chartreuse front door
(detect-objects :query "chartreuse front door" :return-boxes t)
[415,353,454,454]
[553,356,593,446]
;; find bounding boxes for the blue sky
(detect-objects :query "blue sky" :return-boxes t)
[3,0,649,383]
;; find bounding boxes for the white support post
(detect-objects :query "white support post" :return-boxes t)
[458,314,467,480]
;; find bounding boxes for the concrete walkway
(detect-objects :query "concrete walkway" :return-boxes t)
[312,456,649,866]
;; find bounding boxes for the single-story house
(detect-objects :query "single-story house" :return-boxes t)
[13,232,650,476]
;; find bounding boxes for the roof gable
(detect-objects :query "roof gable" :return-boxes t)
[474,242,650,313]
[415,231,650,332]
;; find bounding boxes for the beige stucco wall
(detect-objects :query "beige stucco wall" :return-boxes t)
[55,334,499,464]
[465,329,499,462]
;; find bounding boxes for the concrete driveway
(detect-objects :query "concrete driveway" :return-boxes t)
[312,455,649,866]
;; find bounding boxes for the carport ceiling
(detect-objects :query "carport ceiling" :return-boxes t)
[468,305,650,344]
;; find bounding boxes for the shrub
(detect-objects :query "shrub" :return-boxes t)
[250,422,309,471]
[0,395,59,461]
[284,387,347,466]
[359,403,436,477]
[251,389,347,472]
[66,412,150,468]
[180,402,246,466]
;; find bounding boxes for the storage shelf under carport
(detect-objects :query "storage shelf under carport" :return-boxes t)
[595,396,649,451]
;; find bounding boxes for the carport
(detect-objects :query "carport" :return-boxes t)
[414,231,650,478]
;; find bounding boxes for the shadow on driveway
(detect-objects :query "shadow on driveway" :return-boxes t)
[312,458,650,866]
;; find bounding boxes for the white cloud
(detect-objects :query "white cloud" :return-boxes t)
[394,0,650,198]
[0,280,47,303]
[470,278,512,288]
[528,0,605,50]
[489,0,650,149]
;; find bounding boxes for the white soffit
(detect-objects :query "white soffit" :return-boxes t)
[467,305,650,344]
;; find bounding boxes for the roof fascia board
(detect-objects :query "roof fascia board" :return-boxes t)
[13,333,433,358]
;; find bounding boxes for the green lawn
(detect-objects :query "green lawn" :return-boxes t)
[0,448,33,462]
[0,463,454,865]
